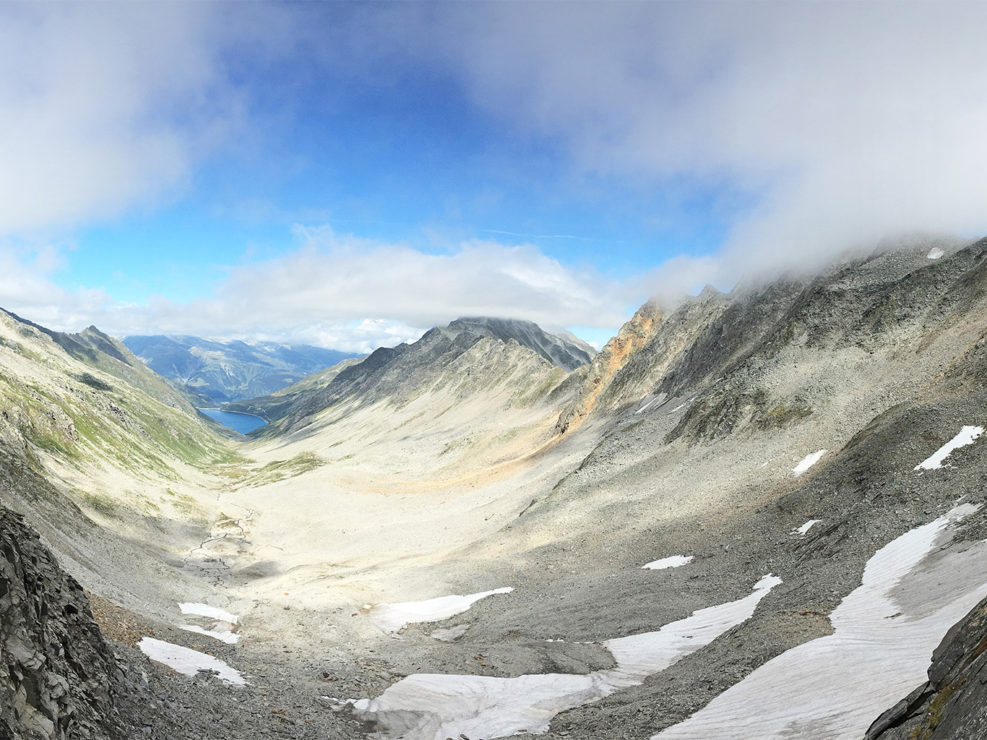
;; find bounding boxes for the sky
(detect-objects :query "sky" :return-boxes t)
[2,1,987,353]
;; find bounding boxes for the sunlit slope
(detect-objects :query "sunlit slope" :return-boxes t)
[238,318,588,481]
[239,317,590,433]
[208,320,593,603]
[0,308,237,604]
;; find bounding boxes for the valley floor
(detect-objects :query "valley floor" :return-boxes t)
[95,388,987,739]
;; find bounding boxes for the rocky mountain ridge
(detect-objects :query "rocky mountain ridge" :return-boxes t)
[557,243,974,440]
[445,317,595,371]
[228,315,591,435]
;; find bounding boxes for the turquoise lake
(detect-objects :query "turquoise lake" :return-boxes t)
[199,408,268,434]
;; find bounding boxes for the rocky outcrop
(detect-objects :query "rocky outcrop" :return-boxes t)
[866,595,987,740]
[659,243,987,444]
[555,300,663,434]
[1,508,121,739]
[594,286,729,410]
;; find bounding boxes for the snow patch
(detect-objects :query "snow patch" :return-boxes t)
[657,505,985,739]
[668,397,694,414]
[179,602,239,624]
[138,637,246,685]
[927,247,945,259]
[642,555,694,570]
[914,425,984,470]
[792,449,826,477]
[635,397,660,414]
[178,625,239,644]
[794,520,820,536]
[346,575,780,739]
[371,588,513,633]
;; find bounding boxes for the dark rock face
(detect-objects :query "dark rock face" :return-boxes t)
[867,595,987,740]
[0,508,121,739]
[623,242,987,445]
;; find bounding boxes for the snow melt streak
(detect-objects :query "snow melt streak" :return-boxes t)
[642,555,694,570]
[914,425,983,470]
[657,505,986,739]
[794,520,820,536]
[635,397,659,414]
[348,576,780,740]
[178,602,239,624]
[370,587,513,633]
[139,637,245,685]
[792,450,826,477]
[179,624,239,644]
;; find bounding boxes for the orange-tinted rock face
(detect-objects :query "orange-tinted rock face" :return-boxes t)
[556,301,663,435]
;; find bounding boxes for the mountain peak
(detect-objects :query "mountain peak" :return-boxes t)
[445,316,595,371]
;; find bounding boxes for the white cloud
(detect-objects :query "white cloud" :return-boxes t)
[6,3,987,348]
[0,243,112,328]
[145,231,626,351]
[0,230,627,352]
[221,234,621,329]
[421,2,987,291]
[0,3,252,235]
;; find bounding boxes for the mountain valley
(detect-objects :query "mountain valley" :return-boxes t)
[5,240,987,739]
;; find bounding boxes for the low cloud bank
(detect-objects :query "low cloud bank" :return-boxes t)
[0,232,629,353]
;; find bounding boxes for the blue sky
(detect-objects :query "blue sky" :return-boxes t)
[2,2,987,352]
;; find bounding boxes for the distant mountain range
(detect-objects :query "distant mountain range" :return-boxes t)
[122,335,360,405]
[127,319,594,411]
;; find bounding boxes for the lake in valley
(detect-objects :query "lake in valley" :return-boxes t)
[198,408,268,434]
